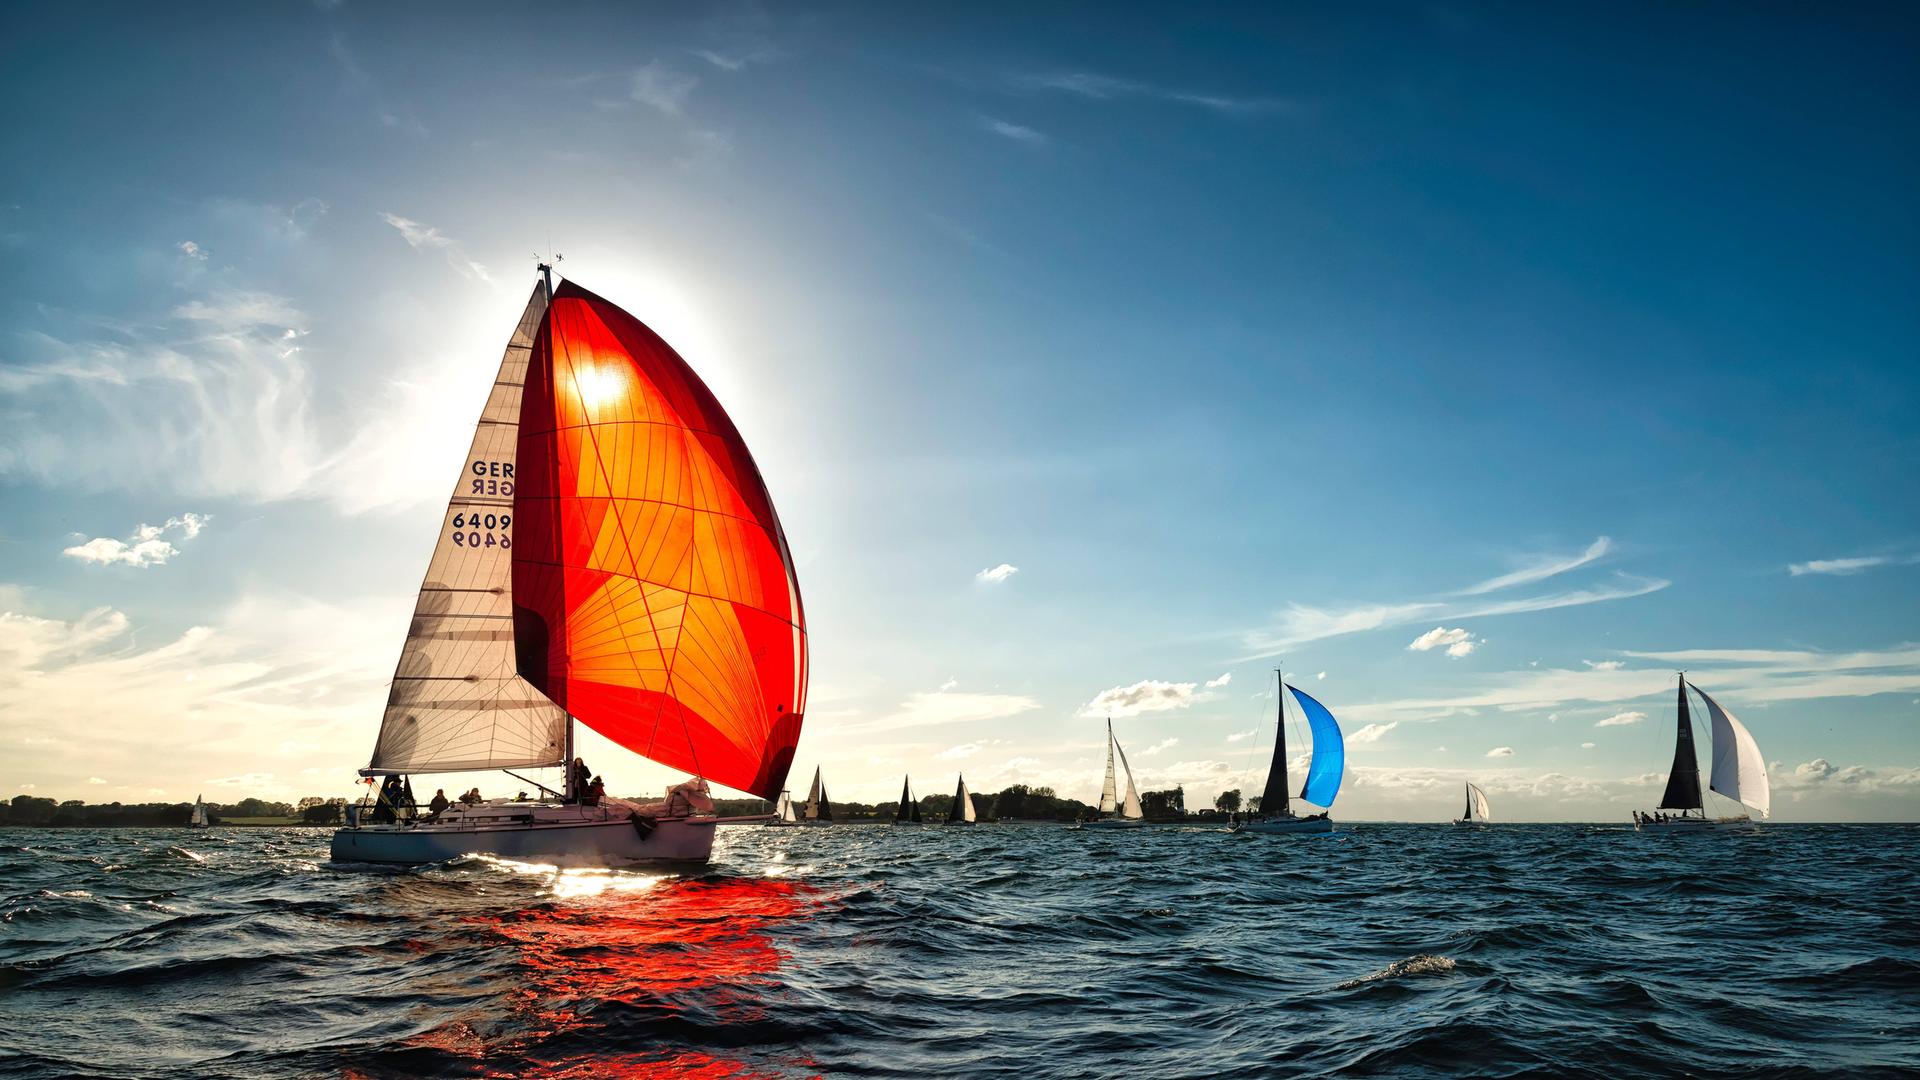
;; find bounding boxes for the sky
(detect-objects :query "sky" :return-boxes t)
[1,2,1916,821]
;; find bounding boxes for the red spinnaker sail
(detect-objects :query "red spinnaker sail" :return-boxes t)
[513,281,806,799]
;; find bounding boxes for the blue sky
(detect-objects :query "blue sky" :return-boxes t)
[1,2,1915,819]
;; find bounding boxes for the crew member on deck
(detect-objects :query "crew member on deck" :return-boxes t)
[429,789,450,817]
[374,776,403,823]
[570,757,592,802]
[586,775,606,807]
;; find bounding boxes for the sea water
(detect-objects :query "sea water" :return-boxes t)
[1,823,1915,1077]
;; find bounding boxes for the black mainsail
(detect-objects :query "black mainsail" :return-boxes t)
[1259,669,1291,817]
[1657,675,1703,812]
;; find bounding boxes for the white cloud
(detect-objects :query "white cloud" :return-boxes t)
[1205,672,1232,688]
[1240,561,1667,661]
[1581,742,1596,750]
[840,684,1040,735]
[174,290,303,331]
[86,776,106,785]
[1486,746,1514,758]
[1789,554,1920,577]
[976,563,1019,584]
[1584,659,1624,671]
[178,240,207,260]
[1459,537,1612,595]
[982,116,1047,144]
[1595,710,1646,728]
[1316,671,1326,680]
[1082,679,1200,718]
[630,60,697,114]
[379,213,491,283]
[1349,722,1398,745]
[938,743,981,760]
[1139,738,1179,756]
[938,677,958,692]
[1013,70,1297,114]
[1226,729,1256,743]
[1794,758,1836,781]
[62,514,210,568]
[1409,626,1479,658]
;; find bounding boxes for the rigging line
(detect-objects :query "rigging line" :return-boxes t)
[1236,669,1273,796]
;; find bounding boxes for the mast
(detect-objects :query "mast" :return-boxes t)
[537,260,555,296]
[1260,667,1291,818]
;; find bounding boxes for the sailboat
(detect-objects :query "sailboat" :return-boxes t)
[188,795,209,829]
[946,775,977,826]
[330,268,809,866]
[1231,673,1343,835]
[894,776,923,825]
[765,789,800,827]
[1083,719,1147,829]
[1452,782,1491,827]
[798,766,834,827]
[1635,674,1769,830]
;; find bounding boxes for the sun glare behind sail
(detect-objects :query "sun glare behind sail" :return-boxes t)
[513,280,807,800]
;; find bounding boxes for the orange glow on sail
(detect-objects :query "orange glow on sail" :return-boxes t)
[513,281,806,799]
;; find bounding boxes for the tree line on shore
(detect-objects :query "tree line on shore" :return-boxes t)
[3,783,1262,829]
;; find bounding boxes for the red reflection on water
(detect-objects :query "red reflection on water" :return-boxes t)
[423,876,821,1079]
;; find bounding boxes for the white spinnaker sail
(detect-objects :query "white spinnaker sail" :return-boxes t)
[1698,687,1770,817]
[805,767,824,820]
[1469,782,1492,822]
[369,282,568,774]
[1116,738,1144,819]
[1099,720,1119,813]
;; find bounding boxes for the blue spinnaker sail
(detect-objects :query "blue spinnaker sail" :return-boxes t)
[1288,685,1345,808]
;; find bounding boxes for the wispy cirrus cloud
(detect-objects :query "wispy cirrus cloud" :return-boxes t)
[379,212,491,283]
[1010,70,1298,115]
[1594,710,1646,728]
[981,116,1047,145]
[1235,536,1662,661]
[1788,554,1919,577]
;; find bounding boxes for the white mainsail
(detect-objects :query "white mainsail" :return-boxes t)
[368,282,568,774]
[1698,687,1770,817]
[1099,720,1119,814]
[1115,737,1144,820]
[1469,782,1492,822]
[190,795,207,827]
[775,791,797,823]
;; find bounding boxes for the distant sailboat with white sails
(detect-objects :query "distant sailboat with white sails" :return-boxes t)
[800,767,834,827]
[1232,672,1344,835]
[1635,674,1768,830]
[946,775,977,826]
[1453,782,1491,827]
[1084,720,1147,829]
[188,795,209,829]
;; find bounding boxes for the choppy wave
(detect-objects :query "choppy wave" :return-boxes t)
[0,823,1915,1077]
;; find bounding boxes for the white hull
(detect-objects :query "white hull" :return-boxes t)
[1451,819,1488,828]
[1082,817,1148,830]
[1232,815,1333,835]
[1634,815,1756,831]
[330,801,715,866]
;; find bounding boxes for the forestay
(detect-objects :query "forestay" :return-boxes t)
[369,282,569,774]
[1698,687,1770,817]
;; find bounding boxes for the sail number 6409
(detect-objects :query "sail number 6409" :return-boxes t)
[451,512,511,549]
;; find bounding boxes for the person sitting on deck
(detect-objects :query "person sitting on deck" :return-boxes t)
[373,776,403,824]
[460,788,482,806]
[428,789,450,817]
[585,775,606,807]
[516,790,530,802]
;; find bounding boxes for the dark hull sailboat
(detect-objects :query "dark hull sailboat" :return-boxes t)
[894,776,924,825]
[1231,671,1343,835]
[1634,674,1768,831]
[330,270,809,865]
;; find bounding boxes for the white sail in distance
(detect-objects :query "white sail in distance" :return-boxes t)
[1698,686,1770,817]
[804,767,827,820]
[1469,782,1492,822]
[952,775,977,823]
[775,791,797,823]
[1099,720,1119,814]
[1116,737,1144,820]
[368,282,568,774]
